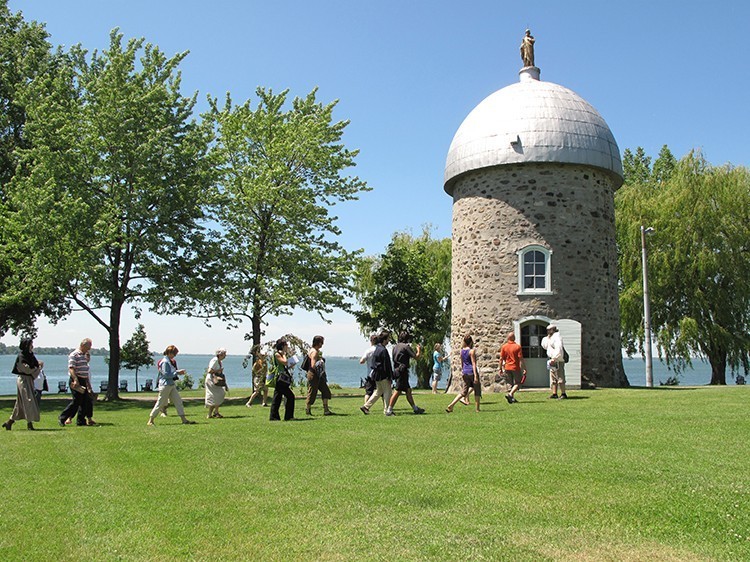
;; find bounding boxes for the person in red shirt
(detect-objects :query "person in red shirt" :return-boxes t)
[499,332,527,404]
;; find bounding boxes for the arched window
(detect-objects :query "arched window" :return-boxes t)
[517,245,552,295]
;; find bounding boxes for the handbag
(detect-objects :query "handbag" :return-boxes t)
[266,371,277,388]
[213,374,227,387]
[42,374,49,392]
[301,354,311,372]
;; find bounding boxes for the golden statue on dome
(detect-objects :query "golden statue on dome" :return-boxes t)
[520,29,535,67]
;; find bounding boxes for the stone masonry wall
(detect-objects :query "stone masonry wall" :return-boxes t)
[450,162,627,389]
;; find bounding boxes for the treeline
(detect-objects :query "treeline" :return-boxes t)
[616,146,750,384]
[0,342,110,356]
[0,2,370,399]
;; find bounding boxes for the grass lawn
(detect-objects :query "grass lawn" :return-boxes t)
[0,386,748,561]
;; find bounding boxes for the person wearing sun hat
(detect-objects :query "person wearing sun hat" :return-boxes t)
[541,324,567,399]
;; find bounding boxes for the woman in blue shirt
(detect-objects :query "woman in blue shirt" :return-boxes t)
[147,345,196,426]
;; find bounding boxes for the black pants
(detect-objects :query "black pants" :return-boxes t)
[269,379,295,421]
[59,384,93,425]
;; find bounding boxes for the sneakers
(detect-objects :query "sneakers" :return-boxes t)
[548,394,558,399]
[413,407,425,415]
[505,394,513,404]
[385,410,395,416]
[323,410,334,416]
[360,406,370,415]
[305,408,312,416]
[559,393,568,400]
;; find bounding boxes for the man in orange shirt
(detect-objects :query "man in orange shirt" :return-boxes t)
[500,332,527,404]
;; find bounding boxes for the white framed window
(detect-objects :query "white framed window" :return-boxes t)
[517,245,552,295]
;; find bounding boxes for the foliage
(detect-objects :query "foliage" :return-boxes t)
[199,88,370,360]
[120,324,154,384]
[616,147,750,384]
[353,228,451,387]
[175,372,194,391]
[0,1,69,336]
[1,388,749,560]
[3,30,215,399]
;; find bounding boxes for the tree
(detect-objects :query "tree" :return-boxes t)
[353,228,451,388]
[622,146,652,185]
[616,149,750,384]
[199,87,370,357]
[4,31,215,399]
[120,324,154,391]
[0,1,68,336]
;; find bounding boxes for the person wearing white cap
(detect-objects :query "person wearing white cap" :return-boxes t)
[541,324,567,399]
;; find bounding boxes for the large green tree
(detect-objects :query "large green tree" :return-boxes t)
[353,229,451,388]
[617,148,750,384]
[4,31,214,399]
[198,88,370,356]
[0,1,68,336]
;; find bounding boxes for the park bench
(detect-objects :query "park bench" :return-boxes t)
[119,380,128,392]
[99,381,108,392]
[141,379,153,392]
[58,380,68,393]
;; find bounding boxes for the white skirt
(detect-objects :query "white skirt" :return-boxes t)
[204,374,225,407]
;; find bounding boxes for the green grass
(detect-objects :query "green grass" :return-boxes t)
[1,387,748,561]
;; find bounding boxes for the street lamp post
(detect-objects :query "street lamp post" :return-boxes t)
[641,225,655,387]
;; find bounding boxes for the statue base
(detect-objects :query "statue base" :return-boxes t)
[519,66,540,82]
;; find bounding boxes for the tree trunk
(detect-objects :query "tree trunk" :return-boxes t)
[251,311,262,363]
[105,299,123,400]
[708,351,727,385]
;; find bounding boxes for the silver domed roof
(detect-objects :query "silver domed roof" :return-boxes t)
[444,70,623,194]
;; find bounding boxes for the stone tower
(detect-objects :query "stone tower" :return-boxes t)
[445,45,628,388]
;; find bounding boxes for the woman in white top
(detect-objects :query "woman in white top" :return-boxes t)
[205,348,228,418]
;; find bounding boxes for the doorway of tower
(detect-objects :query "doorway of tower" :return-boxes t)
[518,321,550,387]
[516,317,582,388]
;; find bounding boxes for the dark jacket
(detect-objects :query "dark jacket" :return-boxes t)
[371,343,393,382]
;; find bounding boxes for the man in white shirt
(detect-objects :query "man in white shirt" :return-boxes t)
[541,324,567,400]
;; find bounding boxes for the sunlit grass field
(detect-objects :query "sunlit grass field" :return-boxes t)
[0,386,748,561]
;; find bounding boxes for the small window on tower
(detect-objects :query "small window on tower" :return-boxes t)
[517,245,552,295]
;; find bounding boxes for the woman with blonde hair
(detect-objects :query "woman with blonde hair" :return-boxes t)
[147,345,196,426]
[205,348,228,418]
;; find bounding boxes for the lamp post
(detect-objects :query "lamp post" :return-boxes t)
[641,225,655,387]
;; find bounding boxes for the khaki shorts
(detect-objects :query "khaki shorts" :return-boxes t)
[253,375,266,390]
[549,361,566,384]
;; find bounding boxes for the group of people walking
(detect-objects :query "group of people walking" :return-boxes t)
[3,324,568,430]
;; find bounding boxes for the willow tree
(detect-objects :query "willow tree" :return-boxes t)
[353,229,451,388]
[617,149,750,384]
[5,31,214,399]
[203,88,369,356]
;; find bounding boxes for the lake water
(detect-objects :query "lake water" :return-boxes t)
[0,354,739,396]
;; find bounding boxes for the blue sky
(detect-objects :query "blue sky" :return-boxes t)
[5,0,750,355]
